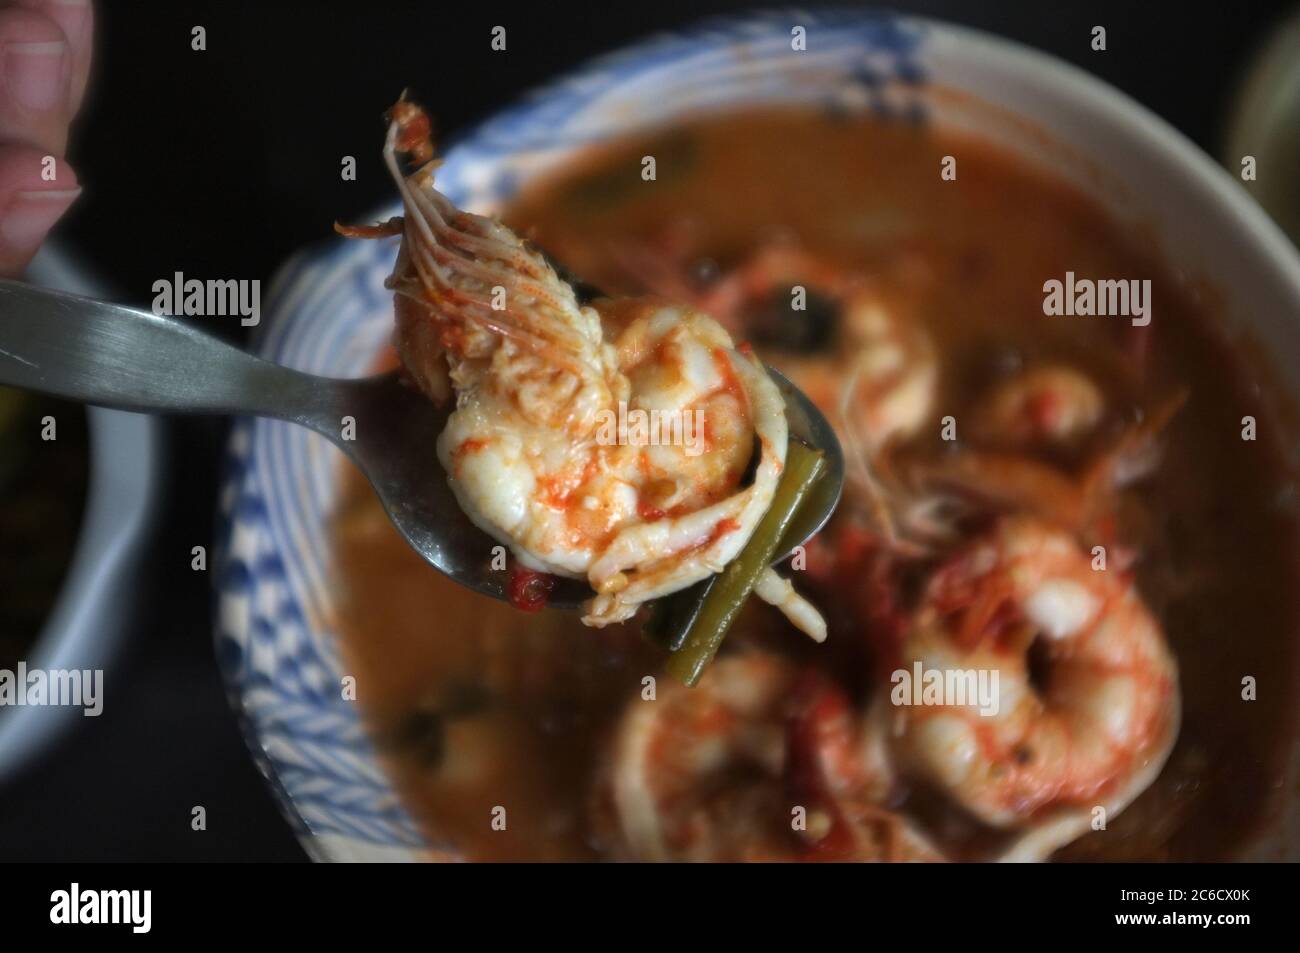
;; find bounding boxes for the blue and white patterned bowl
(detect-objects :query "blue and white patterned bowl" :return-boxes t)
[214,11,1300,861]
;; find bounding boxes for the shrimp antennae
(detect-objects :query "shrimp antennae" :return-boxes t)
[336,95,601,377]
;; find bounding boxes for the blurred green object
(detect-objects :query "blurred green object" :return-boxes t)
[0,386,21,432]
[0,385,88,671]
[1225,9,1300,247]
[0,386,29,490]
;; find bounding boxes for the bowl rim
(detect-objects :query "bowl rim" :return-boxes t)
[930,16,1300,291]
[215,7,1300,861]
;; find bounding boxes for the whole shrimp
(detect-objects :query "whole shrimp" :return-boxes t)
[339,97,821,633]
[887,516,1180,859]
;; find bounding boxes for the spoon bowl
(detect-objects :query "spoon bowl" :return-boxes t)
[361,367,843,610]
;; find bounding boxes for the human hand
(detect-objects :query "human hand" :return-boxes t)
[0,0,91,276]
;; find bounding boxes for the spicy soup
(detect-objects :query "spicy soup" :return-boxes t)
[332,108,1299,861]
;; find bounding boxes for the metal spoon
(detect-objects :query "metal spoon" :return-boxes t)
[0,279,843,609]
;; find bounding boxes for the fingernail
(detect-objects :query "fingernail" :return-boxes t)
[1,188,80,250]
[5,41,68,113]
[49,2,91,52]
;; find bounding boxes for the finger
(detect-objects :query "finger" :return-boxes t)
[11,0,91,113]
[0,144,79,276]
[0,6,72,153]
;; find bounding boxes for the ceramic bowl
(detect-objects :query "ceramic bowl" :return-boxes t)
[214,10,1300,862]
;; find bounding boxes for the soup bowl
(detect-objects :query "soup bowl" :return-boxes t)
[214,9,1300,862]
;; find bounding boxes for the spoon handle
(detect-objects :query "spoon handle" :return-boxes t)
[0,279,335,428]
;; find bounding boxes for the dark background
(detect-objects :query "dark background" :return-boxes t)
[0,0,1293,861]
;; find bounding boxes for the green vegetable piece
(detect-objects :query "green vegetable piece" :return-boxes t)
[665,440,826,687]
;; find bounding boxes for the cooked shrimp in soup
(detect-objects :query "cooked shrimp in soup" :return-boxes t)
[332,107,1299,862]
[889,517,1179,860]
[595,654,943,862]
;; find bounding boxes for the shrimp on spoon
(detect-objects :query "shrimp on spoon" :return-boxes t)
[339,97,839,639]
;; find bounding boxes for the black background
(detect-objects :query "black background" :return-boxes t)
[0,0,1293,861]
